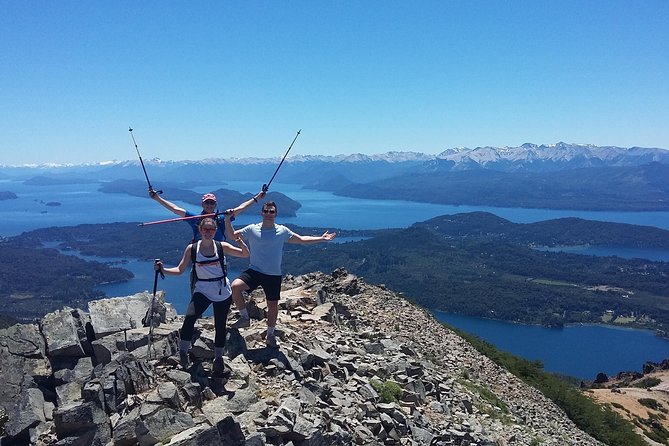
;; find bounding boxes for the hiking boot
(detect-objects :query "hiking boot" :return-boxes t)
[231,315,250,329]
[212,357,225,376]
[179,351,190,369]
[266,331,278,348]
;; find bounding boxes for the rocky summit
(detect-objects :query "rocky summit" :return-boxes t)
[0,269,603,446]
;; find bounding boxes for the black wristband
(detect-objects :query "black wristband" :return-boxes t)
[253,197,258,203]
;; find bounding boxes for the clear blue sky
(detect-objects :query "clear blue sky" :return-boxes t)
[2,1,668,165]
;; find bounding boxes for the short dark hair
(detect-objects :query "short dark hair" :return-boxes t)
[263,201,278,213]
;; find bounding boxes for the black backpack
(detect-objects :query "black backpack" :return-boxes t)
[189,240,227,292]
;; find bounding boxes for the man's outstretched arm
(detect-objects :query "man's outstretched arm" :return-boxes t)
[288,231,337,245]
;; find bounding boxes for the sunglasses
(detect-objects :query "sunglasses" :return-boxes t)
[203,200,216,206]
[200,227,217,232]
[262,209,276,214]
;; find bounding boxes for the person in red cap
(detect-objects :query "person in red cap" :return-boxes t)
[149,189,265,242]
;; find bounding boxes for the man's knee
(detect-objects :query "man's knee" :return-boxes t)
[231,279,249,293]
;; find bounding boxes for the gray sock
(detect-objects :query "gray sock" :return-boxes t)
[240,308,249,319]
[179,340,191,353]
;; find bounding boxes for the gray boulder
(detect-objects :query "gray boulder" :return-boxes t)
[40,308,91,357]
[3,387,46,439]
[0,323,51,412]
[136,407,194,445]
[88,291,175,338]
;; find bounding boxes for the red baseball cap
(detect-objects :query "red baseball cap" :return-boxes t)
[201,193,217,203]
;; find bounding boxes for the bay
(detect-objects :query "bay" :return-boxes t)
[434,312,669,380]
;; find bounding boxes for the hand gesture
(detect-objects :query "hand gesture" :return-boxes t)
[321,230,337,241]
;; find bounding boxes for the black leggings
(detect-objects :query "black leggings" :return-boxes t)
[180,292,232,348]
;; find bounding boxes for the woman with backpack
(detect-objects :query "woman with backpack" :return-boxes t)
[154,217,249,375]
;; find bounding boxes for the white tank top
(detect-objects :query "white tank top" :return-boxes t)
[193,241,231,302]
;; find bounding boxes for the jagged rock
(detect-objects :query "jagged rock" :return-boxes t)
[111,407,140,446]
[40,308,92,358]
[55,381,83,406]
[181,382,203,408]
[166,424,223,445]
[135,407,194,445]
[91,322,180,365]
[157,381,181,409]
[594,372,608,384]
[3,387,46,439]
[0,323,51,412]
[53,357,94,386]
[216,415,245,444]
[88,291,175,338]
[53,400,110,444]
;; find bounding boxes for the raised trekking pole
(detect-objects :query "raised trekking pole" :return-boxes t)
[129,127,163,195]
[144,259,164,359]
[262,129,301,192]
[138,212,221,227]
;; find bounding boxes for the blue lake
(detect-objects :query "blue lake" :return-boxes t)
[434,312,669,380]
[3,179,669,236]
[3,178,669,377]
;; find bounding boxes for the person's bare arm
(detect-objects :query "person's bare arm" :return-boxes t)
[154,245,192,275]
[222,239,249,258]
[226,189,266,217]
[287,231,337,245]
[224,213,243,241]
[149,189,187,217]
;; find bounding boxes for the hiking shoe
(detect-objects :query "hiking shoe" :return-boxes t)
[266,331,278,348]
[179,351,190,369]
[231,315,250,329]
[212,357,225,376]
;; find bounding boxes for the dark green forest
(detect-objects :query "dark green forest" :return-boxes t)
[0,242,132,322]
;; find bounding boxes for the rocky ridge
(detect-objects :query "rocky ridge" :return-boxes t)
[0,269,603,445]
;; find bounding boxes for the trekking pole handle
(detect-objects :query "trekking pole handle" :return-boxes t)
[154,259,165,279]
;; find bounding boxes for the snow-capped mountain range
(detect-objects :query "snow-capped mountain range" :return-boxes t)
[1,143,668,177]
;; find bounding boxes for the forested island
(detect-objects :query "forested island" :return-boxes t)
[319,163,669,211]
[3,212,669,334]
[0,191,17,200]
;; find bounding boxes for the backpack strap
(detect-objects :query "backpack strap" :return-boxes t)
[190,241,227,285]
[189,242,197,292]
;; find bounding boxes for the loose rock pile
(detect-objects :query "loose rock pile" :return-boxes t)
[0,269,603,445]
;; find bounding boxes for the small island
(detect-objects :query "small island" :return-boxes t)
[0,191,17,201]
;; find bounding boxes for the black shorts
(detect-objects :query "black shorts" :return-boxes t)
[238,269,282,301]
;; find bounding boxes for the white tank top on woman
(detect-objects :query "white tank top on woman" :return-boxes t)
[193,241,232,302]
